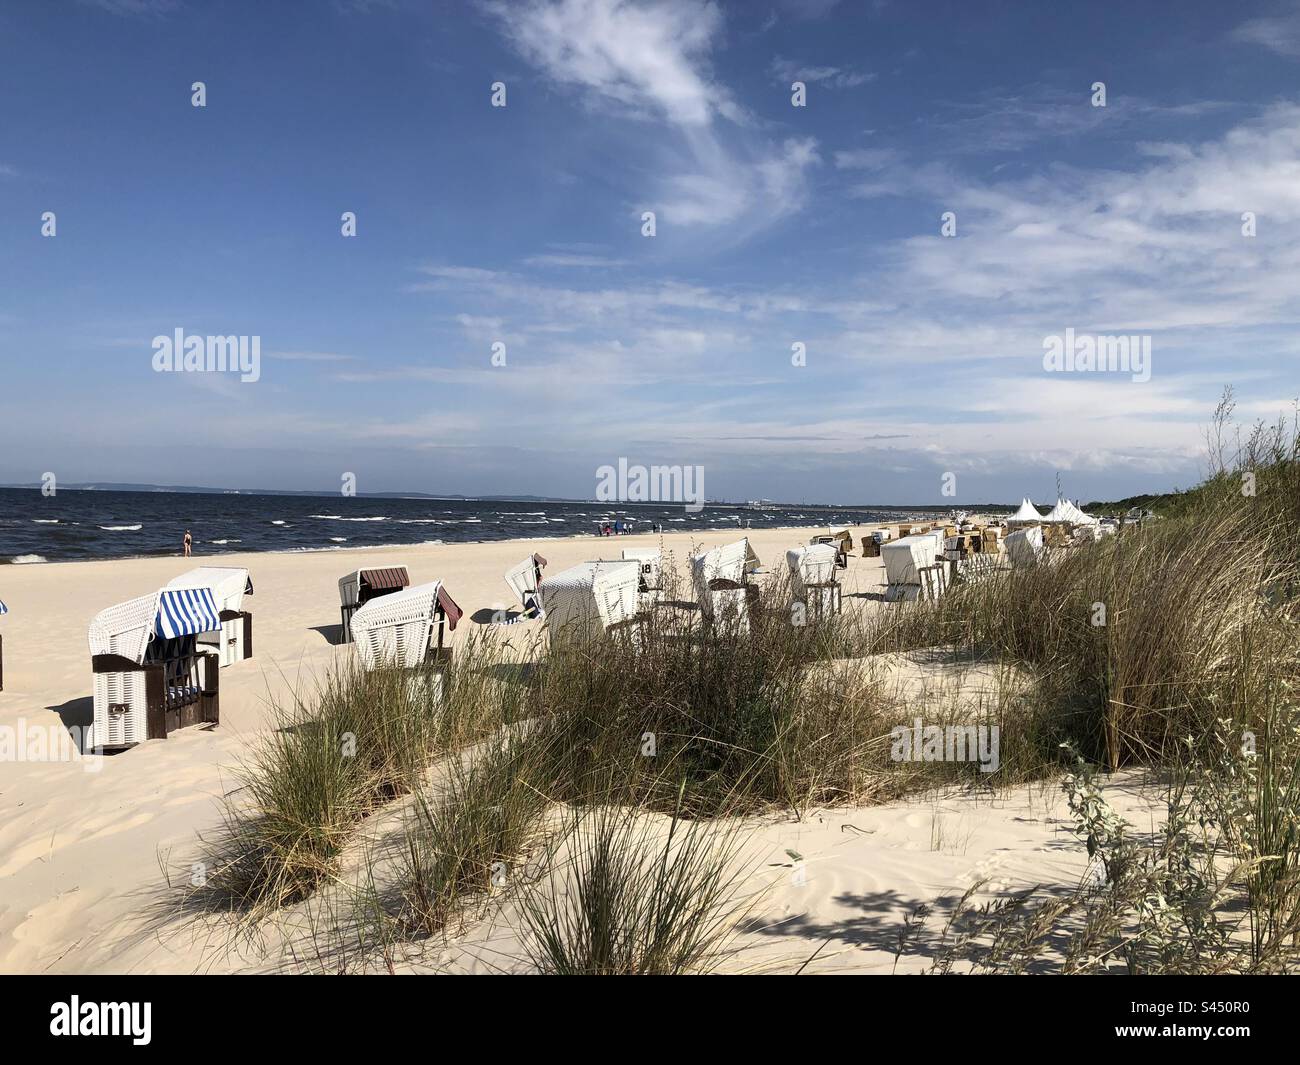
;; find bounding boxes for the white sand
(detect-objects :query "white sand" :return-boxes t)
[0,527,1158,973]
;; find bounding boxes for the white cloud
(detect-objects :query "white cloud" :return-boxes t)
[486,0,819,232]
[1232,4,1300,58]
[487,0,731,126]
[771,56,875,89]
[833,148,899,170]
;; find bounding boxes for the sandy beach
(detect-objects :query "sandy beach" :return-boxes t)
[0,526,1158,974]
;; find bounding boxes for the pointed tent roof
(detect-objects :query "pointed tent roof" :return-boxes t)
[1007,497,1044,522]
[1043,497,1074,522]
[1070,500,1099,524]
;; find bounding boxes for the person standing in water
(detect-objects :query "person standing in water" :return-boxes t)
[183,529,192,557]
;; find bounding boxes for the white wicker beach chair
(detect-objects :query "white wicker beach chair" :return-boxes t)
[337,565,410,643]
[691,538,760,633]
[349,580,462,671]
[537,560,643,646]
[504,554,548,619]
[810,529,853,568]
[621,548,663,612]
[786,543,841,621]
[881,533,944,603]
[166,566,253,667]
[1004,526,1045,568]
[88,587,222,750]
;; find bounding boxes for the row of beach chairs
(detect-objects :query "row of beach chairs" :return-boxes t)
[63,534,850,752]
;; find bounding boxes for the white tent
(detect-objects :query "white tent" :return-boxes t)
[1007,498,1045,523]
[1042,498,1074,523]
[1067,500,1099,525]
[539,560,642,645]
[349,580,462,671]
[166,566,254,667]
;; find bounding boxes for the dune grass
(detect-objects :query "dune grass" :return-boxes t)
[185,630,529,924]
[517,782,752,975]
[181,399,1300,972]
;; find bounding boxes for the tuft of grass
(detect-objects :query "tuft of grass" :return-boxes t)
[394,730,555,939]
[184,632,528,926]
[518,782,751,975]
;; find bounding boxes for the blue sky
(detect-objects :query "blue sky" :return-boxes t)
[1,0,1298,504]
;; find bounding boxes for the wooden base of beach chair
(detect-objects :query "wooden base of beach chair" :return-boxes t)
[607,613,650,649]
[340,603,357,643]
[918,564,947,601]
[703,583,758,634]
[92,651,219,749]
[804,581,842,620]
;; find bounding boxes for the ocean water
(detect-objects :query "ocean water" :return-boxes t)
[0,487,906,564]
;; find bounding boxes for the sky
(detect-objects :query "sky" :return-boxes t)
[1,0,1298,505]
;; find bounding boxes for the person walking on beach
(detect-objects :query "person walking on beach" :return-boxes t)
[183,529,192,557]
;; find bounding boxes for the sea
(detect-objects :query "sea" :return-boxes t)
[0,486,922,564]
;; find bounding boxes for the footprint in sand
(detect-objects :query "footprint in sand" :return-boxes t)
[965,850,1012,894]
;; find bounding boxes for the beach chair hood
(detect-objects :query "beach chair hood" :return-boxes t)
[88,587,222,665]
[787,543,838,589]
[691,538,754,588]
[539,560,640,638]
[167,566,252,614]
[339,565,410,607]
[621,548,662,588]
[881,534,940,586]
[349,579,461,669]
[1005,526,1045,567]
[504,553,547,606]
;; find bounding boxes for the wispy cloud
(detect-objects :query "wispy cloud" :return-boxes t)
[485,0,820,233]
[771,55,875,89]
[1232,3,1300,58]
[264,350,358,363]
[78,0,179,17]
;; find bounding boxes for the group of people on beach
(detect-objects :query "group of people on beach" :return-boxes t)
[597,520,664,536]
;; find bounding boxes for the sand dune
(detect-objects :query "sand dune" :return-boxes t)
[0,527,1156,973]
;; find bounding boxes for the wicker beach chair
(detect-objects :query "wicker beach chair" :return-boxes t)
[166,566,253,666]
[538,560,644,647]
[349,580,462,670]
[786,543,842,621]
[621,548,663,612]
[1004,527,1045,568]
[881,532,944,602]
[691,538,760,634]
[504,553,548,619]
[338,565,410,643]
[88,587,222,749]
